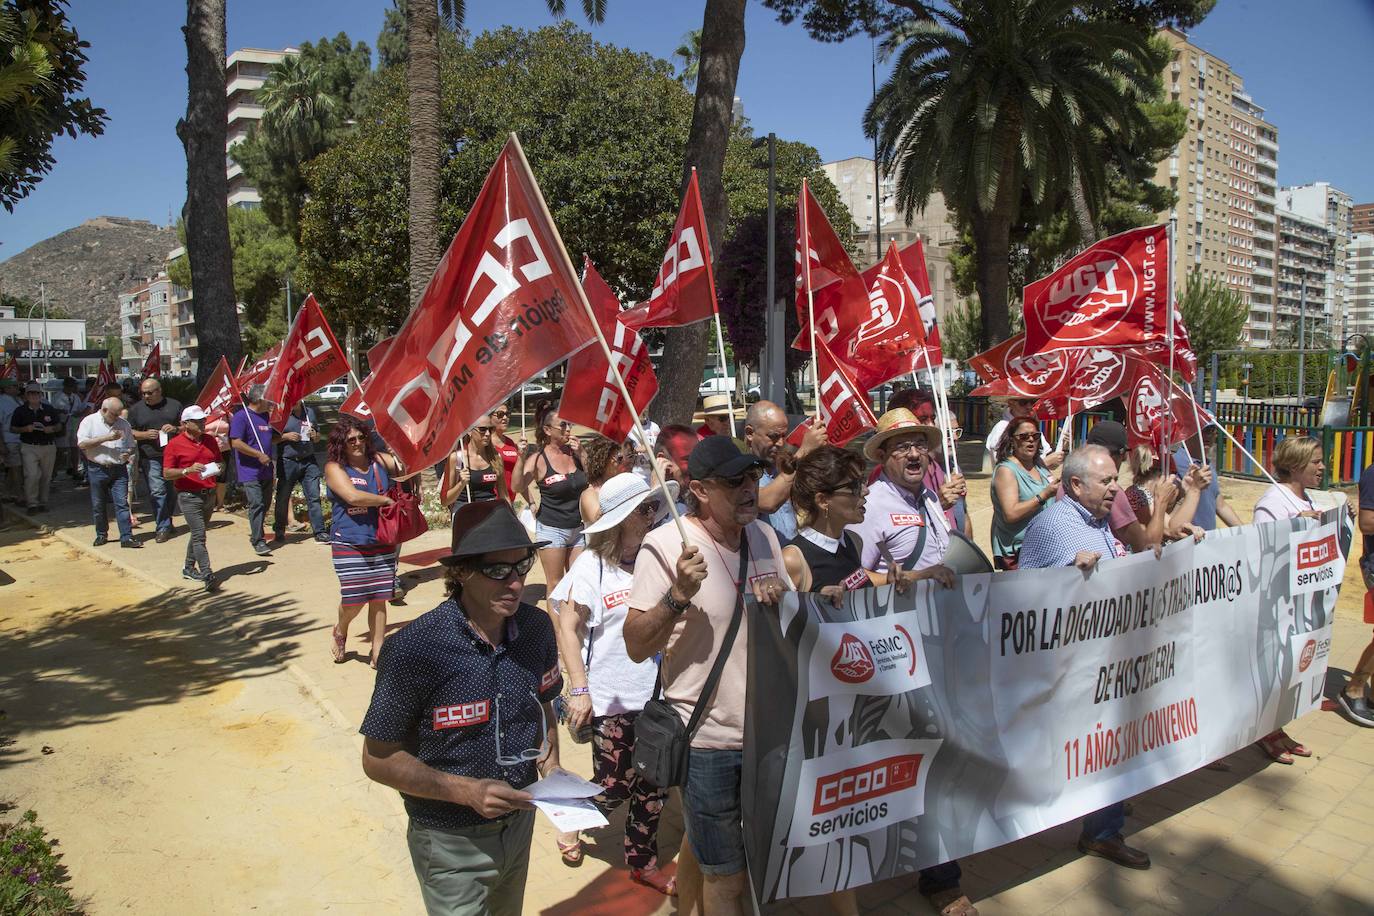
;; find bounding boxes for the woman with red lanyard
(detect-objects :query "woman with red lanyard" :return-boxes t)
[163,405,223,591]
[324,415,400,669]
[781,444,974,916]
[490,403,523,495]
[441,414,510,513]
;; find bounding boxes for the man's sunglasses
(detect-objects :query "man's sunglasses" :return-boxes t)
[473,553,536,581]
[709,467,763,489]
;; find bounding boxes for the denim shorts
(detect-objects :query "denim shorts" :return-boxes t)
[535,520,583,549]
[683,748,746,876]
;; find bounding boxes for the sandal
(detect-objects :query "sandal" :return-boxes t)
[330,626,346,663]
[1257,732,1293,765]
[630,866,677,897]
[926,888,978,916]
[1278,732,1312,757]
[557,835,583,866]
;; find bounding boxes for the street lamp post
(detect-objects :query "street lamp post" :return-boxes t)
[752,132,782,406]
[1297,269,1307,404]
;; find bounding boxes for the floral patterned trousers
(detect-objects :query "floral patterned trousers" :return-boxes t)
[590,711,667,869]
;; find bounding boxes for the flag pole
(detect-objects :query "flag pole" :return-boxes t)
[712,311,738,437]
[802,180,821,414]
[1168,216,1207,461]
[508,133,687,546]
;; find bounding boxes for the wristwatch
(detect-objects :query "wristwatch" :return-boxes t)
[663,589,692,616]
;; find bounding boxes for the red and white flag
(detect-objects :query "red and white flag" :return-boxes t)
[969,333,1073,401]
[561,259,659,441]
[195,356,239,424]
[237,341,283,393]
[620,170,718,331]
[1124,362,1213,450]
[360,135,596,470]
[262,294,349,427]
[795,179,867,345]
[810,335,878,446]
[1021,224,1194,379]
[141,341,162,378]
[86,359,116,406]
[0,353,17,381]
[341,336,394,421]
[897,237,943,366]
[842,242,929,390]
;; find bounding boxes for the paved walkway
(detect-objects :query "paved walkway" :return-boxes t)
[2,467,1373,914]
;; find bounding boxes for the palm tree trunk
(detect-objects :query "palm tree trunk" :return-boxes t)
[971,212,1012,349]
[406,0,442,311]
[178,0,240,386]
[649,0,746,427]
[1069,165,1097,245]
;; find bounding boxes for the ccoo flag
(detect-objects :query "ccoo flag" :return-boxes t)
[141,341,162,378]
[262,294,349,428]
[194,356,239,423]
[361,135,596,470]
[620,169,718,330]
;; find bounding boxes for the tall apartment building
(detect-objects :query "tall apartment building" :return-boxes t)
[226,47,298,208]
[1154,28,1279,347]
[1280,182,1353,341]
[1353,203,1374,235]
[1349,233,1374,340]
[1274,209,1336,348]
[118,257,194,377]
[820,155,967,331]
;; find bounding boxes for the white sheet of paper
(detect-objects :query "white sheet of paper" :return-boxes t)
[201,461,221,479]
[532,798,608,832]
[158,430,169,447]
[526,767,602,800]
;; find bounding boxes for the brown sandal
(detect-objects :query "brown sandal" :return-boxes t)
[630,866,677,896]
[927,888,979,916]
[1257,732,1293,764]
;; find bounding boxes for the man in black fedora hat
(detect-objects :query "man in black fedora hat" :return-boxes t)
[360,500,564,916]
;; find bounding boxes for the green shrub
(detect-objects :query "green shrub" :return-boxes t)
[0,808,79,914]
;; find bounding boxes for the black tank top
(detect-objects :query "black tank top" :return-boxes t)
[535,448,588,529]
[452,455,501,507]
[787,529,870,592]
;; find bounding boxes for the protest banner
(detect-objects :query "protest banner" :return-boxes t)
[744,507,1349,903]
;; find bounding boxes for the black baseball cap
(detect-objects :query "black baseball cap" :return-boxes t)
[1086,420,1128,453]
[687,435,765,481]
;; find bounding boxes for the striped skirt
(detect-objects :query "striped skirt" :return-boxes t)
[331,542,398,606]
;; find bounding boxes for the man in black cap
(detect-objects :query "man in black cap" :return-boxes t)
[360,500,563,916]
[624,435,791,915]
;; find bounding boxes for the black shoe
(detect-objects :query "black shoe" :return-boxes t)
[182,567,205,582]
[272,529,286,543]
[155,528,171,543]
[253,541,272,556]
[74,480,89,489]
[36,504,47,512]
[1337,691,1374,728]
[203,572,219,592]
[314,534,330,545]
[1078,834,1150,869]
[120,538,142,549]
[93,535,108,547]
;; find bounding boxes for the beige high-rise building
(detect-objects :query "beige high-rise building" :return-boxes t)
[1349,233,1374,340]
[226,47,298,208]
[1275,208,1335,347]
[820,155,968,332]
[1154,28,1279,348]
[1353,203,1374,236]
[1281,182,1353,341]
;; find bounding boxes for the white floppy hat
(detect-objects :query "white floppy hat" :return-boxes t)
[583,472,678,535]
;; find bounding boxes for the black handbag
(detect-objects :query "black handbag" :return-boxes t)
[632,532,750,789]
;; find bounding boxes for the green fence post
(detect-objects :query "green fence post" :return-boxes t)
[1322,425,1335,489]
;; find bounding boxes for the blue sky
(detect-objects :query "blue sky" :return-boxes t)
[3,0,1372,258]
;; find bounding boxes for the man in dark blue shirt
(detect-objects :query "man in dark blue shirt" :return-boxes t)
[272,401,326,543]
[361,501,560,916]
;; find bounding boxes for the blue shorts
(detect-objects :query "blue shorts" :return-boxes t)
[535,520,583,549]
[683,748,746,876]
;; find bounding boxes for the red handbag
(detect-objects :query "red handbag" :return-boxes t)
[375,468,428,546]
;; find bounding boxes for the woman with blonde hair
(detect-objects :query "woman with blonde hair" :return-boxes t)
[1124,445,1209,545]
[441,414,510,513]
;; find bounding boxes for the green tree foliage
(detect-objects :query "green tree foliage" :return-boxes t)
[673,28,700,89]
[1177,269,1245,369]
[168,208,297,355]
[230,33,372,240]
[0,0,107,210]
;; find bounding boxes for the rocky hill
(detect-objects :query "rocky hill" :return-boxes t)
[0,217,178,334]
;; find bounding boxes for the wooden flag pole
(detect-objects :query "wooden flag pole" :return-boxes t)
[508,133,687,546]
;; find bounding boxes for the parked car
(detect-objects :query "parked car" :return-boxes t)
[520,381,554,398]
[699,374,736,397]
[315,383,349,402]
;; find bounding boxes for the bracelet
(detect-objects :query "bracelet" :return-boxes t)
[569,686,590,696]
[1035,491,1047,505]
[663,589,691,615]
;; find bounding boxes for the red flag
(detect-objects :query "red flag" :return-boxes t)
[361,135,596,470]
[262,294,348,427]
[811,335,878,446]
[195,356,238,423]
[342,336,395,421]
[1021,225,1184,367]
[969,334,1073,401]
[620,170,718,330]
[560,259,659,441]
[897,238,943,366]
[0,353,17,381]
[795,179,866,346]
[237,342,283,392]
[86,359,116,406]
[1124,363,1212,450]
[141,341,162,378]
[841,242,929,390]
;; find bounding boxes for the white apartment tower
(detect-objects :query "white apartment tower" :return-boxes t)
[225,47,298,208]
[1280,182,1354,341]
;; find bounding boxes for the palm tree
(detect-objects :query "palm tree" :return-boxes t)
[0,6,52,178]
[404,0,608,310]
[258,53,338,161]
[180,0,240,383]
[673,28,701,90]
[865,0,1159,347]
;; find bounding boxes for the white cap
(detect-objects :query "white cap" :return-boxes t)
[181,405,208,422]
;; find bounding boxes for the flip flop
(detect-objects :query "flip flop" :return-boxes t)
[630,866,677,897]
[1257,734,1293,765]
[330,626,346,664]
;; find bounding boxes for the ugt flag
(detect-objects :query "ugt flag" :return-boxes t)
[1123,361,1213,450]
[195,356,239,424]
[969,333,1072,401]
[561,259,659,441]
[842,242,929,391]
[141,341,162,378]
[620,169,718,330]
[361,135,596,470]
[262,294,349,428]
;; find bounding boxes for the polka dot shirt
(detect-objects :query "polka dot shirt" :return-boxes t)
[360,597,562,829]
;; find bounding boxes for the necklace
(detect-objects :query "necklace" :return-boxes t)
[695,517,751,587]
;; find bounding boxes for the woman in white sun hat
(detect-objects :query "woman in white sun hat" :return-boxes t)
[548,471,679,896]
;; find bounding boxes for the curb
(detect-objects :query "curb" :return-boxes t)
[7,509,356,733]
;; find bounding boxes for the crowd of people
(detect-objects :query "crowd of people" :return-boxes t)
[7,373,1370,916]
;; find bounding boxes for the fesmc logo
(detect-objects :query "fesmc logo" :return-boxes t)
[830,626,918,685]
[1128,373,1166,439]
[1034,247,1141,345]
[1003,336,1070,399]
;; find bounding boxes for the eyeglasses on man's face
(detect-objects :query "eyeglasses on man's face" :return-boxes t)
[494,690,550,766]
[886,438,931,456]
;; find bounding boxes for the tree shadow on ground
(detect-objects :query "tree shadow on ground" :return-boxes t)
[0,583,312,772]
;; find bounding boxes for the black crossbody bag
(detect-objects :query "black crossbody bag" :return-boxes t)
[633,533,751,789]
